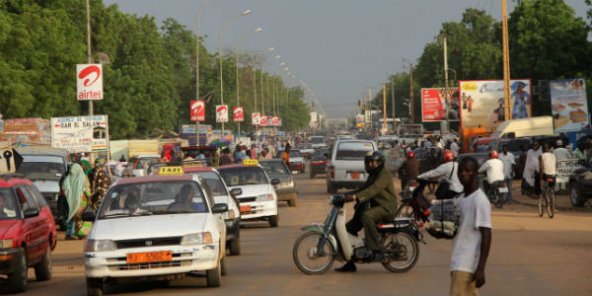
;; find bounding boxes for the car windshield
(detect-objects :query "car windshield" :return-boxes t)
[97,181,208,219]
[192,172,229,196]
[336,142,374,160]
[313,149,329,158]
[16,161,65,181]
[260,161,289,176]
[289,150,302,158]
[501,139,531,152]
[309,137,324,144]
[0,189,21,220]
[219,167,268,186]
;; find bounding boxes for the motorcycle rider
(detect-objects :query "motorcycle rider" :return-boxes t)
[478,150,505,199]
[398,150,420,191]
[335,152,398,272]
[415,149,463,199]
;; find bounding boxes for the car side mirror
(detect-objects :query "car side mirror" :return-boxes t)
[212,203,228,214]
[271,178,281,185]
[23,208,39,218]
[230,188,242,197]
[82,210,96,222]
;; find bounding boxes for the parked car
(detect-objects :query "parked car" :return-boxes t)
[16,147,69,226]
[0,174,57,293]
[326,140,377,193]
[84,170,228,294]
[309,148,329,179]
[296,143,315,159]
[308,136,327,150]
[569,167,592,207]
[288,150,305,174]
[260,160,297,207]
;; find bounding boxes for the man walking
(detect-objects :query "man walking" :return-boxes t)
[498,144,515,203]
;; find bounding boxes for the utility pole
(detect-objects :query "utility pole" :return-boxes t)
[368,88,372,130]
[443,35,449,136]
[86,0,93,116]
[391,77,395,128]
[409,64,414,123]
[382,83,387,135]
[195,0,207,146]
[502,0,511,120]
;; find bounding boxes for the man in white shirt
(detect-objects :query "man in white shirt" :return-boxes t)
[553,140,571,161]
[498,144,516,203]
[523,141,542,197]
[478,150,504,191]
[450,157,492,296]
[417,150,464,195]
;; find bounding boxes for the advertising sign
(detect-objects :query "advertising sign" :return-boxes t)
[0,141,18,174]
[77,64,103,101]
[421,88,460,122]
[216,105,228,123]
[550,79,589,133]
[51,115,109,152]
[233,107,244,122]
[271,116,281,127]
[259,115,269,127]
[251,112,261,125]
[190,100,205,122]
[0,118,51,145]
[458,79,532,130]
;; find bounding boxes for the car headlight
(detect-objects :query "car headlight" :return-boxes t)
[84,239,116,252]
[181,232,213,245]
[0,239,14,249]
[226,209,236,220]
[257,193,274,201]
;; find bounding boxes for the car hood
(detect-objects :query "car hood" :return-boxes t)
[0,220,20,238]
[32,180,61,194]
[91,214,208,241]
[229,184,274,198]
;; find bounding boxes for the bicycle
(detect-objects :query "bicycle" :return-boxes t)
[538,176,556,219]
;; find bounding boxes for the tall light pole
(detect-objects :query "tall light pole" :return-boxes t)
[195,0,208,145]
[235,27,262,139]
[85,0,93,116]
[502,0,511,120]
[219,9,251,139]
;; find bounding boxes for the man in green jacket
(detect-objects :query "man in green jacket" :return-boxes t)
[335,151,398,272]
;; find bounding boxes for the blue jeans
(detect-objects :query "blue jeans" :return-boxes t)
[505,177,513,202]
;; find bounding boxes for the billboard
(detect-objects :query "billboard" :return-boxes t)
[259,115,269,127]
[550,79,589,132]
[51,115,109,152]
[216,105,228,123]
[190,100,205,122]
[233,107,244,122]
[77,64,103,100]
[459,79,532,130]
[421,88,460,122]
[251,113,261,125]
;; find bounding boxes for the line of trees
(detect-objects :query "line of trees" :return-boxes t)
[0,0,310,139]
[372,0,592,127]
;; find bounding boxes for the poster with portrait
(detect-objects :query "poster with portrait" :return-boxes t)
[550,79,588,133]
[421,88,460,122]
[458,79,532,130]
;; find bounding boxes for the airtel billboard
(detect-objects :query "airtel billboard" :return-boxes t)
[77,64,103,100]
[190,100,205,122]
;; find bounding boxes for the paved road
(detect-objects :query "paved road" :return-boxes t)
[9,173,592,296]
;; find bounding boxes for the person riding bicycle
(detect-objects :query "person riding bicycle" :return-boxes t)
[398,150,420,191]
[478,150,505,198]
[335,151,398,273]
[414,149,463,199]
[539,143,557,191]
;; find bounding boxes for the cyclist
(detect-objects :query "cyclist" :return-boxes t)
[478,150,505,201]
[539,143,556,201]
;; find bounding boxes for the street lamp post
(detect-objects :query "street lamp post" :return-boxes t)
[235,27,262,140]
[219,9,251,140]
[195,0,208,146]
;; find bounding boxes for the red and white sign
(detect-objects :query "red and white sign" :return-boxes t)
[216,105,228,123]
[271,116,280,127]
[190,100,205,122]
[77,64,103,101]
[259,115,269,127]
[233,107,244,122]
[251,112,261,125]
[421,88,460,122]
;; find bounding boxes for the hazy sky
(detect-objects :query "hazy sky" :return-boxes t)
[102,0,588,117]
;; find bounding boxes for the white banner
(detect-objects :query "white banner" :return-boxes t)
[216,105,228,123]
[51,115,109,153]
[252,112,261,125]
[77,64,103,101]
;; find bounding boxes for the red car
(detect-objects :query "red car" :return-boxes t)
[0,174,57,293]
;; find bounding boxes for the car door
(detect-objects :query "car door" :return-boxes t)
[15,186,46,262]
[27,185,55,248]
[201,182,226,250]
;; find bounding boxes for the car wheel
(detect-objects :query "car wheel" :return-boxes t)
[34,245,52,281]
[86,278,104,296]
[7,248,27,293]
[326,181,337,194]
[206,259,222,287]
[570,183,586,207]
[221,257,227,276]
[269,215,279,227]
[229,237,241,256]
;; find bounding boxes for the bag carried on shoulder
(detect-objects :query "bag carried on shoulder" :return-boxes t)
[435,163,458,200]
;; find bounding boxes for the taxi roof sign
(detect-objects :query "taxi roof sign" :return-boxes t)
[242,159,258,166]
[158,166,184,175]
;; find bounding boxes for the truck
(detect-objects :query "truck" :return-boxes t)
[491,116,554,139]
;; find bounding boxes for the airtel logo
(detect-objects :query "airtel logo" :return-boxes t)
[78,65,101,87]
[191,101,204,111]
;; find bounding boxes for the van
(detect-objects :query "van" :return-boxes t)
[491,116,554,139]
[326,140,377,193]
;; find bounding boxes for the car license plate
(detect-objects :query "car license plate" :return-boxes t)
[240,205,252,213]
[126,251,172,264]
[498,187,509,193]
[351,172,360,180]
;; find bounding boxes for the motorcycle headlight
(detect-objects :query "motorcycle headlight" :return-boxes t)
[0,239,14,249]
[257,193,274,201]
[84,239,116,252]
[181,232,213,245]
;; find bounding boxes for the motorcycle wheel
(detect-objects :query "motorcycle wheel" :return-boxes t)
[381,232,419,273]
[494,191,503,209]
[292,232,335,275]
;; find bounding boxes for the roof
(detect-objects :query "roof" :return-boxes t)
[218,164,262,170]
[0,175,33,188]
[114,175,195,185]
[183,166,215,173]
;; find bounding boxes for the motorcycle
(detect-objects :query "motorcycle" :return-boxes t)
[292,194,420,275]
[481,176,508,208]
